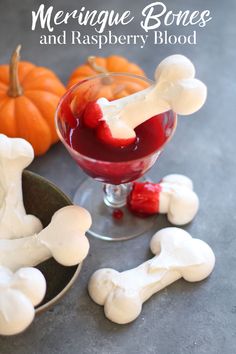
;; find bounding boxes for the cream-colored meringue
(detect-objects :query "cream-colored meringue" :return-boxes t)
[161,174,193,190]
[0,206,91,271]
[158,174,199,225]
[97,55,207,140]
[0,134,42,239]
[88,228,215,324]
[0,266,46,335]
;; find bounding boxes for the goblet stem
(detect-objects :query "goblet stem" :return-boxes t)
[103,183,131,208]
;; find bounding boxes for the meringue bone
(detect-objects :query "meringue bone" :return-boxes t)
[0,135,92,336]
[0,266,46,335]
[98,55,207,140]
[0,134,42,239]
[0,206,91,271]
[159,174,199,225]
[88,228,215,324]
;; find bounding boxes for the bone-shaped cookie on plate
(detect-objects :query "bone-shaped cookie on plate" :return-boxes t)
[0,205,91,271]
[0,134,42,239]
[0,266,46,335]
[88,228,215,324]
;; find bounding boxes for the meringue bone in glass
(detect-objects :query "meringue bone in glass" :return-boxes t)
[83,54,207,147]
[55,54,206,241]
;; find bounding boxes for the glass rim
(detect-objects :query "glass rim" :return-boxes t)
[55,72,178,165]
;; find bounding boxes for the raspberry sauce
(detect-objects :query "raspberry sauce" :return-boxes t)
[59,99,176,184]
[68,111,174,163]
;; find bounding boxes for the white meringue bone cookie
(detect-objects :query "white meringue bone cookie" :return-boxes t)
[159,174,199,225]
[129,174,199,225]
[0,266,46,335]
[88,228,215,324]
[95,55,207,142]
[0,206,91,271]
[0,134,42,239]
[161,173,193,190]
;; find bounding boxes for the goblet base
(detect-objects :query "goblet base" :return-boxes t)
[73,178,157,241]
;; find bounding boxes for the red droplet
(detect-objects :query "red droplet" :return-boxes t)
[112,209,124,220]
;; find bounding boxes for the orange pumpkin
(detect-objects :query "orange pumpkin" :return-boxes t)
[0,45,66,155]
[67,55,148,101]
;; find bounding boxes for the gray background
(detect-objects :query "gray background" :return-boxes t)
[0,0,235,353]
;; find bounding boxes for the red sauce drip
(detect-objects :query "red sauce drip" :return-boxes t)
[112,209,124,220]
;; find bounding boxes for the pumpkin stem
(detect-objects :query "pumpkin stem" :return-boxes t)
[87,56,107,74]
[87,56,113,85]
[8,44,23,97]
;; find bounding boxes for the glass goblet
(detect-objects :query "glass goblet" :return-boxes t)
[55,73,177,241]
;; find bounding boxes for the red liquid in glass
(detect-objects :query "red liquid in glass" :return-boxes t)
[62,106,175,184]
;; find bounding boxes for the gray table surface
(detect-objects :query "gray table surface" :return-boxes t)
[0,0,235,353]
